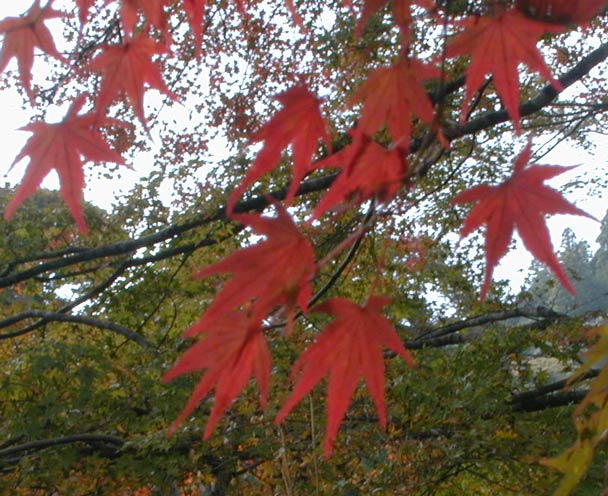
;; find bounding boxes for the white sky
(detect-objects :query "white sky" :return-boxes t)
[0,1,605,293]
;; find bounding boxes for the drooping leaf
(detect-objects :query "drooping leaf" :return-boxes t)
[228,84,331,210]
[164,312,271,439]
[191,200,316,334]
[275,296,415,457]
[86,34,174,125]
[445,8,563,132]
[4,95,126,233]
[75,0,95,24]
[112,0,170,37]
[183,0,207,57]
[312,132,408,218]
[517,0,608,25]
[453,142,594,299]
[0,0,66,101]
[351,56,439,148]
[354,0,434,40]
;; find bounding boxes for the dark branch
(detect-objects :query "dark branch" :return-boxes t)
[0,434,124,459]
[0,310,156,349]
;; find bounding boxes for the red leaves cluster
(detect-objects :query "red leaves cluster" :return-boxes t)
[0,0,601,459]
[276,297,415,457]
[227,84,331,210]
[0,0,65,101]
[445,8,563,132]
[163,313,271,440]
[453,143,594,299]
[4,95,125,233]
[87,34,174,125]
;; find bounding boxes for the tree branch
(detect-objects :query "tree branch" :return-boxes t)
[0,434,124,460]
[0,310,156,349]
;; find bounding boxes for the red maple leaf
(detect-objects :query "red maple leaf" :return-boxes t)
[228,84,331,211]
[183,0,207,57]
[75,0,95,24]
[445,8,563,132]
[312,132,408,218]
[4,95,126,233]
[87,34,174,125]
[453,142,595,300]
[193,201,316,334]
[275,296,415,457]
[517,0,607,24]
[0,0,66,101]
[354,0,434,40]
[111,0,170,37]
[351,57,439,148]
[164,312,271,439]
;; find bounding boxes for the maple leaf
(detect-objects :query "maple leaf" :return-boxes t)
[4,95,126,233]
[75,0,95,24]
[275,296,415,457]
[110,0,170,37]
[351,57,439,148]
[453,142,595,300]
[445,8,563,132]
[164,312,271,439]
[183,0,207,57]
[0,0,66,101]
[228,84,330,211]
[354,0,434,40]
[517,0,607,25]
[87,34,175,125]
[193,200,316,334]
[312,132,408,218]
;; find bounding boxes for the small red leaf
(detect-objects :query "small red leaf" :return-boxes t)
[164,313,271,439]
[453,142,595,299]
[183,0,207,57]
[113,0,170,37]
[190,200,316,335]
[0,0,66,101]
[228,84,330,210]
[5,95,126,233]
[445,8,563,132]
[312,132,408,218]
[275,296,415,458]
[351,56,439,148]
[87,34,175,125]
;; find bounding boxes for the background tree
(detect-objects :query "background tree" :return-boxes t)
[0,0,608,494]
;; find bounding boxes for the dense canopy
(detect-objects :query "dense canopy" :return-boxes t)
[1,0,608,494]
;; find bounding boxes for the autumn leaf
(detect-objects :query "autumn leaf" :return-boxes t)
[4,95,126,233]
[192,200,316,334]
[351,56,439,148]
[312,132,408,218]
[164,312,271,439]
[517,0,608,25]
[228,84,330,210]
[183,0,207,57]
[87,34,175,125]
[275,296,415,457]
[453,142,594,300]
[112,0,170,37]
[0,0,66,101]
[445,8,563,132]
[353,0,434,40]
[75,0,95,24]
